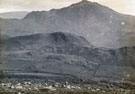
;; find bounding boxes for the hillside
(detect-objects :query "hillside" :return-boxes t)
[3,32,135,81]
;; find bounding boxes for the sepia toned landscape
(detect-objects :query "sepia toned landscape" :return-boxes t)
[0,0,135,94]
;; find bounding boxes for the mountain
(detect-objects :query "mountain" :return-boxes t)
[0,11,29,19]
[0,0,135,48]
[1,0,135,82]
[3,32,135,81]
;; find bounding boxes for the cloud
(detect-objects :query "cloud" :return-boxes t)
[0,0,79,12]
[96,0,135,15]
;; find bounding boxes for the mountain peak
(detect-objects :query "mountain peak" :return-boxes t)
[69,0,98,8]
[81,0,90,3]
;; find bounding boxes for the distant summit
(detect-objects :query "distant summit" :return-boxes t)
[81,0,91,3]
[0,11,29,19]
[1,0,135,48]
[79,0,92,4]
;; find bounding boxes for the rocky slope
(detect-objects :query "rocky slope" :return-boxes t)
[2,32,135,81]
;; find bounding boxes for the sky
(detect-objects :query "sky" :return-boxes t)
[0,0,135,15]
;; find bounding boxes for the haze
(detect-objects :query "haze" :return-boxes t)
[0,0,135,15]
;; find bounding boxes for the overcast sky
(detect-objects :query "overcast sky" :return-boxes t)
[0,0,135,15]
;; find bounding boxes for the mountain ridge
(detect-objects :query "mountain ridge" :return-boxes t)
[3,32,91,51]
[0,11,29,19]
[1,0,135,48]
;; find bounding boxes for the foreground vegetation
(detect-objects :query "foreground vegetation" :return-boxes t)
[0,79,135,94]
[0,88,135,94]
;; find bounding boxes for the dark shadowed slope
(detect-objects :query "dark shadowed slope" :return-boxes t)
[2,32,135,81]
[3,32,90,51]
